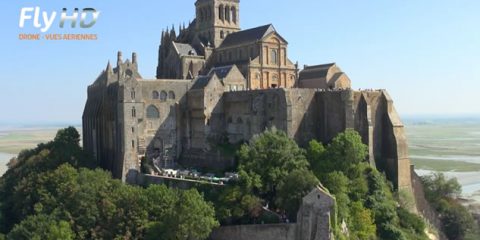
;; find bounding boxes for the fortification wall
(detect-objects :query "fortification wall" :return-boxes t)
[210,224,296,240]
[411,169,448,240]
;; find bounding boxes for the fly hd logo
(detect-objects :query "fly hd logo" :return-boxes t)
[18,7,100,40]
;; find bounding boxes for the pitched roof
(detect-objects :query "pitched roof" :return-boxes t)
[191,65,236,89]
[191,75,211,89]
[219,24,276,48]
[173,42,198,56]
[299,63,336,79]
[209,65,234,79]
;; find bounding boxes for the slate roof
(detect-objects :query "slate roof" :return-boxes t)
[219,24,276,48]
[299,63,336,79]
[191,75,211,89]
[209,65,234,78]
[191,65,235,89]
[173,42,198,56]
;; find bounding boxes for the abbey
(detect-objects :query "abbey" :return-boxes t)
[82,0,412,193]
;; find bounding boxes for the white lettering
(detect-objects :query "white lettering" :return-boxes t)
[41,11,57,32]
[19,7,34,28]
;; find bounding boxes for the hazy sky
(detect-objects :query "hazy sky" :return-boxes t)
[0,0,479,123]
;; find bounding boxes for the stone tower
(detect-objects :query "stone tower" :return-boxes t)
[195,0,240,47]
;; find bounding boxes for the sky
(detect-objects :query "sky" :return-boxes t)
[0,0,479,124]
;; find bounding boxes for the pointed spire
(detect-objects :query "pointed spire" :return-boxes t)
[170,24,176,37]
[106,61,112,73]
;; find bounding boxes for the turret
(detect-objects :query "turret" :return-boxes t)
[195,0,241,47]
[132,52,137,66]
[117,51,123,67]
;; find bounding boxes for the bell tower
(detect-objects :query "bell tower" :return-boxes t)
[195,0,240,48]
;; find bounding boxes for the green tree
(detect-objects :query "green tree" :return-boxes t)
[422,173,474,240]
[215,185,263,223]
[349,201,376,240]
[306,140,327,174]
[276,169,318,220]
[145,188,219,240]
[422,173,462,200]
[237,128,311,206]
[325,129,368,172]
[6,214,74,240]
[321,171,350,221]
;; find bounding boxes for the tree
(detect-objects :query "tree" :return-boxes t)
[276,169,318,220]
[321,171,350,221]
[325,129,368,172]
[306,140,327,174]
[215,185,263,223]
[6,214,74,240]
[422,173,462,201]
[349,201,376,240]
[145,188,219,240]
[421,173,474,240]
[237,128,311,206]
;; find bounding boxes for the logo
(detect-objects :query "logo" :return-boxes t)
[18,7,100,41]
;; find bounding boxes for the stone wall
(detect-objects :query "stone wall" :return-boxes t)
[411,168,448,240]
[210,224,296,240]
[210,186,335,240]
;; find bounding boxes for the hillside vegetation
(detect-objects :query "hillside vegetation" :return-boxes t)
[0,127,476,239]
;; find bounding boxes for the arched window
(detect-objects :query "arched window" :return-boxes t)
[225,6,230,22]
[146,105,160,119]
[160,91,167,101]
[131,107,136,118]
[220,30,225,39]
[131,89,135,99]
[271,49,278,64]
[168,91,175,100]
[231,6,237,23]
[152,91,159,99]
[219,5,224,20]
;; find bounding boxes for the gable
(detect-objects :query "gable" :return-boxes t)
[263,31,289,45]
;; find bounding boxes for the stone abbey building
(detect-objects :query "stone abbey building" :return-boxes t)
[82,0,412,193]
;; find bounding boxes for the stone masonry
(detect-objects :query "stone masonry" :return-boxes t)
[83,0,413,192]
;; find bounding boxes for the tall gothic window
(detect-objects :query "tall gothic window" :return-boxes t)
[271,49,278,65]
[146,105,160,119]
[131,90,135,99]
[131,107,136,118]
[231,6,237,23]
[219,5,224,20]
[225,6,230,22]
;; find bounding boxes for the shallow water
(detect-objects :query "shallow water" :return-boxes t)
[408,121,480,202]
[0,152,16,176]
